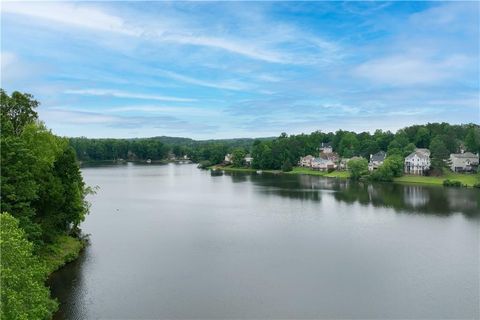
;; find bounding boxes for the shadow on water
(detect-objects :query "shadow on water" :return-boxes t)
[218,171,480,218]
[48,246,89,320]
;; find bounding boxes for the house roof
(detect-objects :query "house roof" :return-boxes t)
[301,155,315,159]
[406,148,430,160]
[370,151,386,162]
[450,152,478,159]
[320,142,332,148]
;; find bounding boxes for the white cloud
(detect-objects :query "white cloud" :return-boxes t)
[158,70,251,91]
[353,54,471,86]
[103,105,218,116]
[64,89,196,102]
[2,2,139,36]
[0,51,39,83]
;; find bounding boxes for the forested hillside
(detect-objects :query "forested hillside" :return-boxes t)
[1,89,90,319]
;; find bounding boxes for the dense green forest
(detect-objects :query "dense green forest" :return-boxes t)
[1,89,90,319]
[68,136,269,163]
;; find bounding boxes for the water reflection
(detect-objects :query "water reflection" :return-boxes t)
[219,171,479,217]
[49,247,90,320]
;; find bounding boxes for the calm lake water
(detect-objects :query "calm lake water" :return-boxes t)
[50,163,479,319]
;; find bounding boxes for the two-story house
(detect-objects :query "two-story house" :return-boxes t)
[449,152,479,172]
[404,148,430,175]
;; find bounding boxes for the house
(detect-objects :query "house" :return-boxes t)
[299,155,315,167]
[449,152,479,172]
[319,142,333,154]
[244,154,253,166]
[369,151,386,171]
[319,151,339,162]
[404,148,431,175]
[311,158,336,171]
[224,153,232,164]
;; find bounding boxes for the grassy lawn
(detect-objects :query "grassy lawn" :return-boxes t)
[394,171,479,187]
[38,235,85,274]
[287,166,350,178]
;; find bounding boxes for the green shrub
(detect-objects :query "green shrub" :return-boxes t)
[443,179,463,187]
[197,160,212,169]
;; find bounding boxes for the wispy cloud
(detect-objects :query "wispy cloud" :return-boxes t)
[157,70,251,91]
[2,1,342,65]
[2,2,139,36]
[353,55,471,86]
[64,89,196,102]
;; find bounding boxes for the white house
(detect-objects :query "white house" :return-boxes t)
[244,154,253,166]
[449,152,479,172]
[224,153,232,164]
[299,155,315,167]
[404,148,430,175]
[368,151,386,171]
[319,142,333,154]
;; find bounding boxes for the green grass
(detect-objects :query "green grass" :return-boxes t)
[287,167,350,178]
[394,172,479,187]
[38,235,85,274]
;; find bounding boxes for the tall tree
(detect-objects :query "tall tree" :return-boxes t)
[0,89,39,136]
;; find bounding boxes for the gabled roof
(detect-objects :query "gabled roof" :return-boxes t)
[450,152,478,159]
[406,148,430,160]
[370,151,386,162]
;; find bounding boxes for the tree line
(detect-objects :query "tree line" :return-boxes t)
[1,89,90,319]
[69,121,480,177]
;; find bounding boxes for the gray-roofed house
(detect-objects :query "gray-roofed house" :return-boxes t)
[404,148,431,175]
[449,152,479,172]
[368,151,387,171]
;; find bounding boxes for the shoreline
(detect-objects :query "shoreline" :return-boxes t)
[210,165,479,188]
[39,235,86,275]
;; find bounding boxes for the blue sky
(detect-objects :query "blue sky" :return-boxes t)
[1,1,479,139]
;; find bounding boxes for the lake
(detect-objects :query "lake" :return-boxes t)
[50,163,479,319]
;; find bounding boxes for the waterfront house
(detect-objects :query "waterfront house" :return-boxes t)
[449,152,479,172]
[369,151,386,171]
[311,158,336,171]
[319,142,333,154]
[224,153,232,164]
[404,148,430,175]
[299,155,315,167]
[244,154,253,166]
